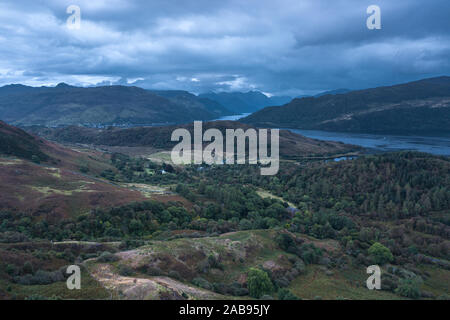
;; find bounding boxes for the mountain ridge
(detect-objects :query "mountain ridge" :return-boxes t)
[0,84,230,127]
[242,76,450,135]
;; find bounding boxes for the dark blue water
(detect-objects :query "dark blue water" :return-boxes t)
[289,129,450,156]
[212,114,450,156]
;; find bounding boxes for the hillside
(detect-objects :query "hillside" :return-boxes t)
[150,90,231,117]
[199,91,292,113]
[0,122,149,218]
[27,121,362,158]
[0,120,50,162]
[242,77,450,135]
[0,84,230,127]
[84,229,401,300]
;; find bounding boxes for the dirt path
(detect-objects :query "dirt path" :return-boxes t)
[88,264,224,300]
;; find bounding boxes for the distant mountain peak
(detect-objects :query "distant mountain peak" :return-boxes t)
[55,82,73,88]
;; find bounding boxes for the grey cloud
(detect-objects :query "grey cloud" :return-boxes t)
[0,0,448,96]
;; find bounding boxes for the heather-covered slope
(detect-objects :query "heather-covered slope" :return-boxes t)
[0,122,147,218]
[0,120,50,162]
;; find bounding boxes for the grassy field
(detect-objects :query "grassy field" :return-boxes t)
[288,265,402,300]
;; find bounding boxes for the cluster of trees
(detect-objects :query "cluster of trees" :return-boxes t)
[0,201,191,241]
[259,152,450,219]
[102,153,183,184]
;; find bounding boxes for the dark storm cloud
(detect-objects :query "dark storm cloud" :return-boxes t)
[0,0,448,95]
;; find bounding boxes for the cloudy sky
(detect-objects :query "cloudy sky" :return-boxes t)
[0,0,449,96]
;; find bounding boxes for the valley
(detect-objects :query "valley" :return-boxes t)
[0,77,449,301]
[0,119,449,300]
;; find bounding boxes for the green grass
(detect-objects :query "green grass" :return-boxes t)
[256,189,297,208]
[418,265,450,298]
[289,265,403,300]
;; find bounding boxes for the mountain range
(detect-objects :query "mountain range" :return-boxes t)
[0,84,231,127]
[242,76,450,135]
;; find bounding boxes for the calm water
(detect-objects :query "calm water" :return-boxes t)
[289,129,450,156]
[212,114,450,156]
[213,113,251,121]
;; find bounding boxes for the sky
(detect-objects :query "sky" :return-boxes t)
[0,0,449,96]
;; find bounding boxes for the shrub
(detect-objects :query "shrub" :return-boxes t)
[300,244,323,264]
[274,277,290,288]
[142,265,163,276]
[229,282,248,296]
[97,251,119,262]
[275,233,296,252]
[293,259,306,274]
[14,269,64,285]
[368,242,394,265]
[192,277,212,290]
[79,165,89,173]
[168,270,181,280]
[6,264,18,276]
[118,264,135,276]
[278,288,300,300]
[395,277,422,299]
[212,282,228,295]
[247,268,274,299]
[207,255,224,270]
[23,261,33,274]
[232,287,249,296]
